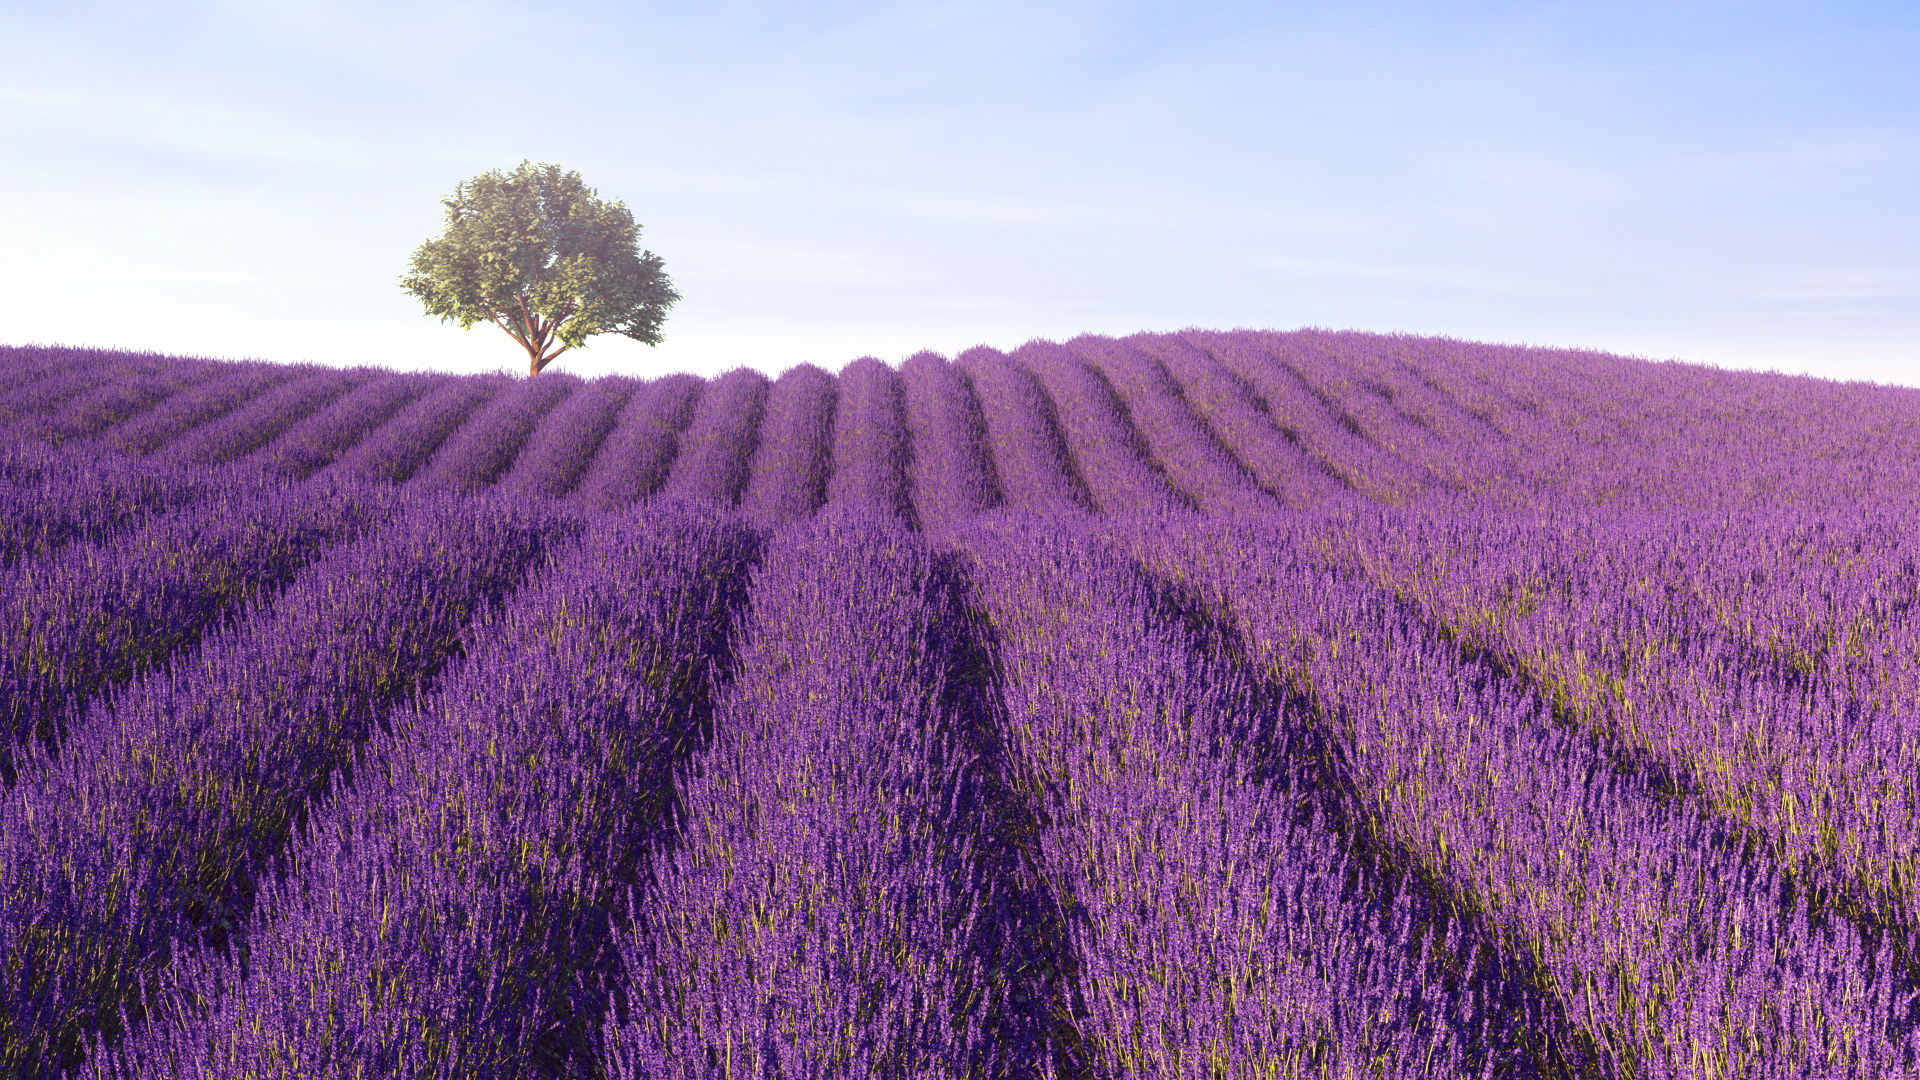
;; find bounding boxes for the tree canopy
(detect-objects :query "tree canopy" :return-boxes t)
[400,161,679,376]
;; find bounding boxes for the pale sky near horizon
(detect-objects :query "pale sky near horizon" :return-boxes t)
[2,1,1915,388]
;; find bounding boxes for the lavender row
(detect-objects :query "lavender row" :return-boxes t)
[1333,334,1522,492]
[901,350,999,533]
[0,477,381,777]
[0,347,84,405]
[39,362,220,444]
[104,363,299,458]
[1357,501,1920,700]
[1401,341,1530,443]
[1353,334,1622,505]
[243,372,442,478]
[1360,504,1920,933]
[954,346,1090,517]
[1014,340,1182,516]
[410,371,576,492]
[961,516,1483,1078]
[1267,333,1463,493]
[1155,515,1918,1077]
[569,373,702,512]
[739,363,836,525]
[655,366,767,507]
[1335,342,1526,496]
[322,373,509,484]
[492,374,636,499]
[823,356,912,521]
[0,492,563,1078]
[150,367,367,468]
[91,506,745,1078]
[0,446,215,568]
[1068,335,1272,515]
[0,362,117,429]
[1135,333,1342,507]
[0,439,150,487]
[11,331,1920,521]
[1431,339,1920,512]
[603,511,993,1076]
[1189,331,1425,503]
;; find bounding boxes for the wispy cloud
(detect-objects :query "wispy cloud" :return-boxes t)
[1673,130,1920,188]
[0,86,374,173]
[868,189,1141,227]
[1428,146,1633,205]
[0,259,293,288]
[1719,268,1920,304]
[677,242,908,286]
[1244,253,1606,301]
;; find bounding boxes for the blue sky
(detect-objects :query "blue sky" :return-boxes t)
[1,0,1914,385]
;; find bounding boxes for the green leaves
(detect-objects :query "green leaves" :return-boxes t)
[399,161,680,375]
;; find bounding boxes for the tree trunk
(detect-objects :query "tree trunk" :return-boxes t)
[526,345,569,378]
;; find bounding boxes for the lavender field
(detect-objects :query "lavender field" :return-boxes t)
[2,331,1919,1079]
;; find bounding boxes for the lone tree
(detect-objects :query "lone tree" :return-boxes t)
[401,161,679,376]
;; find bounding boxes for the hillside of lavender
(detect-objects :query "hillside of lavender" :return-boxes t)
[1,331,1918,1080]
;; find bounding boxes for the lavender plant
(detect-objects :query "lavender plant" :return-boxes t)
[243,372,442,479]
[323,373,510,484]
[0,450,212,568]
[0,478,381,777]
[39,361,221,444]
[603,511,997,1078]
[900,350,1000,533]
[740,363,837,526]
[1133,331,1340,507]
[150,367,366,468]
[0,492,562,1077]
[823,356,911,521]
[1188,330,1418,503]
[569,372,702,512]
[1366,503,1920,943]
[960,516,1490,1079]
[1156,514,1920,1078]
[0,346,82,404]
[952,346,1091,517]
[1011,339,1184,516]
[492,375,636,499]
[104,364,299,458]
[655,366,768,508]
[0,363,115,427]
[410,371,578,492]
[88,506,746,1079]
[1066,335,1271,516]
[0,327,1910,1078]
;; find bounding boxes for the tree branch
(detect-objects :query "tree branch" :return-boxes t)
[517,291,536,340]
[519,294,556,359]
[544,298,579,346]
[486,309,531,348]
